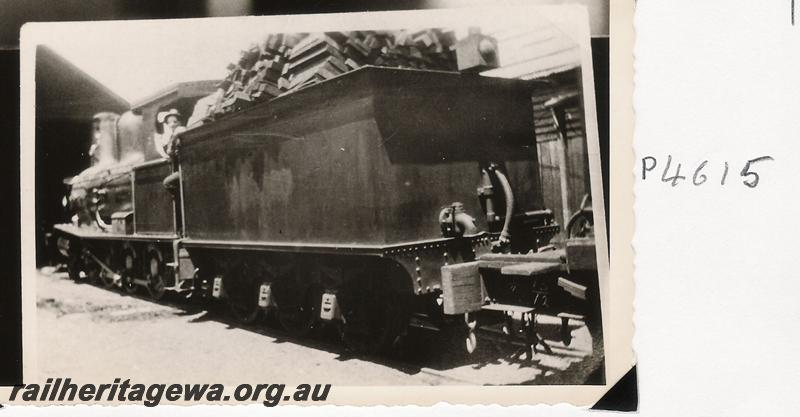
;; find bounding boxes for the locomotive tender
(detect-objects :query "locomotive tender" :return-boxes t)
[54,64,599,356]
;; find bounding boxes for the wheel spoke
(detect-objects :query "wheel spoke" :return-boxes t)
[100,253,117,289]
[146,252,166,301]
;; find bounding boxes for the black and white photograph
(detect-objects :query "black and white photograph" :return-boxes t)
[20,4,617,406]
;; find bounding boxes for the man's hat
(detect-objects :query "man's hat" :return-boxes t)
[157,108,181,123]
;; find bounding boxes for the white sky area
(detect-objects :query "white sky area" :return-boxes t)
[26,8,587,105]
[34,18,285,104]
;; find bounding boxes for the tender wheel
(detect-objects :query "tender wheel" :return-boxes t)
[121,250,138,294]
[227,260,269,324]
[277,285,320,337]
[146,250,166,301]
[230,293,263,324]
[338,274,410,355]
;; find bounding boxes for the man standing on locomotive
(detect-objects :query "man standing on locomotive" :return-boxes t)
[154,109,186,159]
[156,109,185,230]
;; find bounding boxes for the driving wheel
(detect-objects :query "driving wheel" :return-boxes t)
[146,249,166,301]
[121,249,138,294]
[99,251,117,289]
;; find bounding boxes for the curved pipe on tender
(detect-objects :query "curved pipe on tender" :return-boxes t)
[439,206,479,237]
[95,209,112,232]
[493,168,515,244]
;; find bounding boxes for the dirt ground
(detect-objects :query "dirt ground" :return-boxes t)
[35,267,602,386]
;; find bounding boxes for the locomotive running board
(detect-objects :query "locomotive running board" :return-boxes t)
[53,224,178,242]
[180,233,492,257]
[180,238,387,255]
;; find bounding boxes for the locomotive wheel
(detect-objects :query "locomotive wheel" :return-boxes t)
[501,313,515,337]
[227,261,270,324]
[277,285,320,337]
[121,250,138,295]
[99,252,117,289]
[229,294,263,324]
[146,251,167,301]
[338,280,410,355]
[339,299,388,354]
[67,249,84,283]
[84,256,101,285]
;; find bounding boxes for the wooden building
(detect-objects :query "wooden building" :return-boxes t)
[482,23,594,240]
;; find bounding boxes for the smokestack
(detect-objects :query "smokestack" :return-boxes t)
[90,112,120,166]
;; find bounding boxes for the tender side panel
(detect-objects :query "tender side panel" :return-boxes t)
[178,68,541,248]
[180,97,385,244]
[372,74,542,243]
[378,160,488,243]
[133,160,175,235]
[373,72,538,165]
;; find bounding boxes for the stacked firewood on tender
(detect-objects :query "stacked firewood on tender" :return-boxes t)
[208,29,458,117]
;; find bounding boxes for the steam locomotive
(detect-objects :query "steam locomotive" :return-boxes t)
[52,33,600,357]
